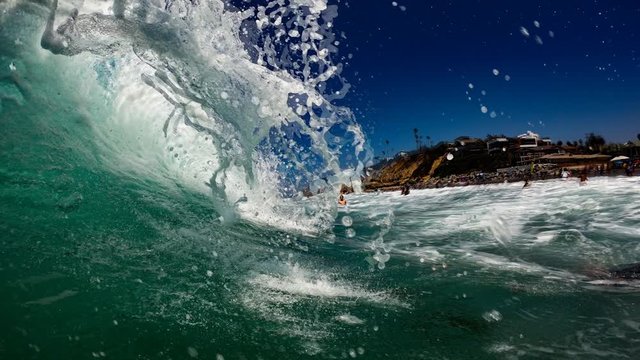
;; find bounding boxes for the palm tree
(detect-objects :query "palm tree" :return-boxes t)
[413,128,421,150]
[585,132,606,152]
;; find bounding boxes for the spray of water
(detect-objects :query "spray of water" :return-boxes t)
[3,0,370,233]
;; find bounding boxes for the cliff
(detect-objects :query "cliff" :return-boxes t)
[364,151,444,191]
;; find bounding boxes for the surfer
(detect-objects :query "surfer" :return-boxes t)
[338,193,347,206]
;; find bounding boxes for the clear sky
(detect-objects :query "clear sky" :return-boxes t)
[331,0,640,156]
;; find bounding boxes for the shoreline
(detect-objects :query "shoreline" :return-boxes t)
[363,169,637,193]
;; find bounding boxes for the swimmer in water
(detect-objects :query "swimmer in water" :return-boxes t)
[579,173,588,184]
[338,193,347,206]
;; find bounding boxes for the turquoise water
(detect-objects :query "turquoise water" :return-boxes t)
[2,1,640,359]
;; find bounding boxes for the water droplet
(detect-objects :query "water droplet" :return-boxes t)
[482,310,503,323]
[492,68,500,76]
[187,347,199,358]
[480,106,488,114]
[341,216,353,227]
[345,228,356,238]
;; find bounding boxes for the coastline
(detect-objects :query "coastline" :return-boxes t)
[363,168,637,193]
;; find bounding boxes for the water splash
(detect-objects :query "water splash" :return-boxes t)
[7,0,371,233]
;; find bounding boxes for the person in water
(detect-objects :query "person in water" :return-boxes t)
[579,173,588,183]
[401,183,410,196]
[523,179,530,188]
[338,193,347,206]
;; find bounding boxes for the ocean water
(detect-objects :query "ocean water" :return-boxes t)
[2,1,640,359]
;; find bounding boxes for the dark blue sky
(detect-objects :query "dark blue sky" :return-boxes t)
[331,0,640,155]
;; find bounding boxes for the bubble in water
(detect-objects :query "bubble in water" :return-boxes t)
[504,74,511,81]
[533,20,540,28]
[481,90,486,96]
[519,26,530,37]
[220,91,229,100]
[216,354,224,360]
[187,347,199,358]
[345,228,356,238]
[480,106,488,114]
[468,83,474,89]
[288,29,300,37]
[548,30,555,38]
[341,215,353,227]
[490,111,497,118]
[535,35,543,45]
[373,251,391,269]
[482,310,503,323]
[492,68,500,76]
[391,1,398,6]
[206,270,213,277]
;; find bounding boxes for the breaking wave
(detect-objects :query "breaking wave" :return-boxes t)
[0,0,368,233]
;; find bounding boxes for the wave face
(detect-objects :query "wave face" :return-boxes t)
[1,0,367,233]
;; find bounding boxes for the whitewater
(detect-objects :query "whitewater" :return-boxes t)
[2,1,640,359]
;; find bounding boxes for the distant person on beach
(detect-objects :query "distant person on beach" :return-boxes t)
[625,164,634,176]
[338,193,347,206]
[523,179,531,188]
[401,183,410,196]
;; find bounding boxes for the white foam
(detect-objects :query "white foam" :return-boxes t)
[47,0,369,234]
[247,263,398,303]
[335,314,365,325]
